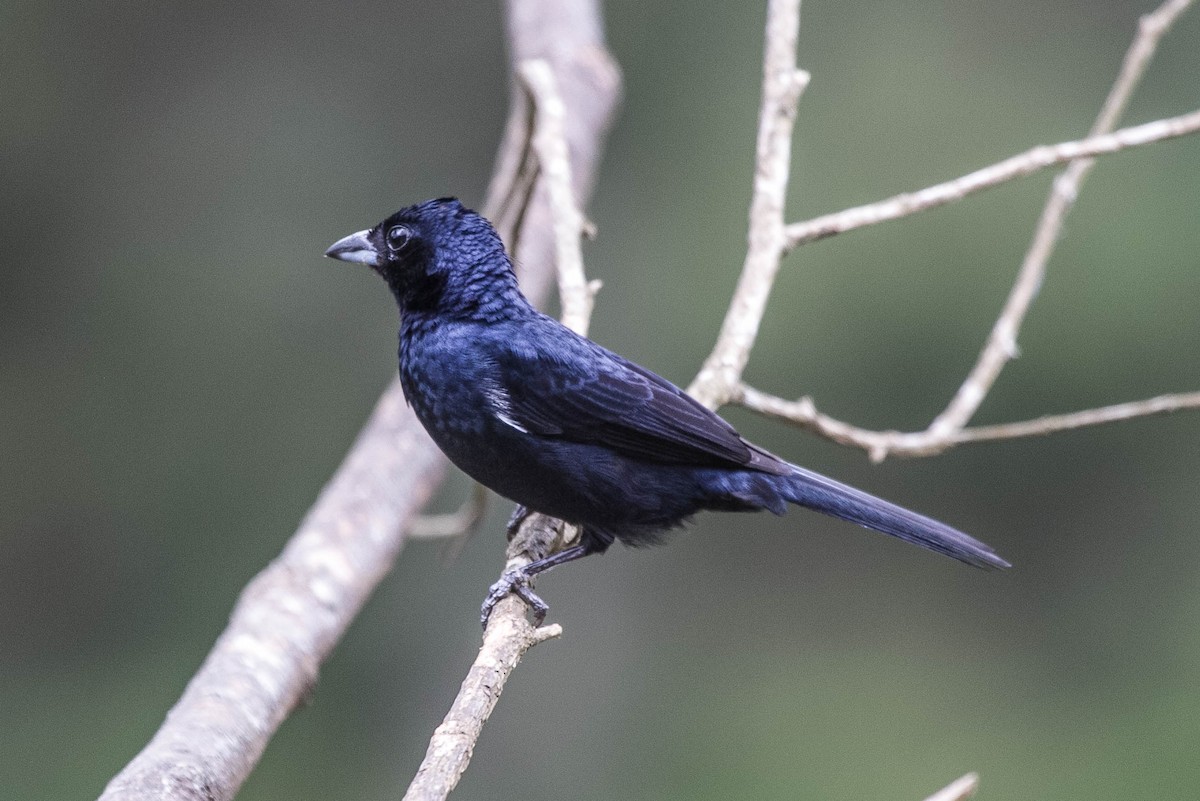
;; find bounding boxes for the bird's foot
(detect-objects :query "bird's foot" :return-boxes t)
[479,544,595,629]
[481,567,549,629]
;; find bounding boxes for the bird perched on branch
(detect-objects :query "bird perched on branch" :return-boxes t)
[326,198,1009,626]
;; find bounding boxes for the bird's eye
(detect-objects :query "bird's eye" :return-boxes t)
[386,225,412,251]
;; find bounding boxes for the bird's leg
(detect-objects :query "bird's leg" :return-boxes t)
[505,503,531,539]
[480,543,595,628]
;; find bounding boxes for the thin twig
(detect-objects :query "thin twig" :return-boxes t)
[782,107,1200,249]
[1093,0,1196,140]
[519,58,603,336]
[948,391,1200,445]
[485,87,540,251]
[688,0,809,410]
[921,773,980,801]
[409,482,490,540]
[402,600,562,801]
[739,384,1200,460]
[403,512,569,801]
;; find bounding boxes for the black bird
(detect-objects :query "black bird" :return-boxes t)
[326,198,1009,625]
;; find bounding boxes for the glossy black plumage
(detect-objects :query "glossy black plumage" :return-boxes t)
[326,198,1009,623]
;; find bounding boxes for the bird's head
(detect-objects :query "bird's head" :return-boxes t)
[325,197,525,319]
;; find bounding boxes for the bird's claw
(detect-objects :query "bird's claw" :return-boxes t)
[480,568,550,629]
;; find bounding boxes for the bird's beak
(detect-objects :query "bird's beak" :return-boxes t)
[324,230,380,267]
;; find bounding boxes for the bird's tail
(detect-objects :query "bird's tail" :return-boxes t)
[774,464,1010,569]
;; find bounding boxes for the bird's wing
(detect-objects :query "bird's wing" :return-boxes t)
[494,334,783,471]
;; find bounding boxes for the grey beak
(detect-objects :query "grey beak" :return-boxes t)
[324,229,379,266]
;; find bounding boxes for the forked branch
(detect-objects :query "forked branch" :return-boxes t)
[701,0,1198,462]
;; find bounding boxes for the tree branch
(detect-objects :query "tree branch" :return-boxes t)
[96,2,619,799]
[924,0,1196,441]
[408,482,490,541]
[518,58,603,337]
[402,615,562,801]
[403,611,562,801]
[921,773,979,801]
[688,0,809,410]
[945,392,1200,446]
[726,0,1197,462]
[402,43,616,801]
[782,107,1200,249]
[739,384,1200,460]
[99,376,449,801]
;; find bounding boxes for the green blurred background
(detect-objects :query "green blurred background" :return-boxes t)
[3,1,1200,799]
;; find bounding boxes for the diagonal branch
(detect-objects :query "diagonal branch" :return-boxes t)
[402,616,562,801]
[99,362,449,801]
[783,107,1200,249]
[944,392,1200,446]
[738,384,1200,460]
[921,773,980,801]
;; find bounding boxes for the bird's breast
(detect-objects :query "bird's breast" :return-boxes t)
[399,334,517,459]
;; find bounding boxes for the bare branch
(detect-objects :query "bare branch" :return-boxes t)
[1092,0,1196,138]
[731,0,1196,462]
[737,383,912,462]
[403,511,571,801]
[485,81,540,250]
[947,391,1200,446]
[738,384,1200,460]
[921,773,980,801]
[519,58,603,336]
[403,600,562,801]
[688,0,809,409]
[97,2,619,799]
[783,107,1200,249]
[409,482,490,540]
[925,0,1195,439]
[99,384,448,801]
